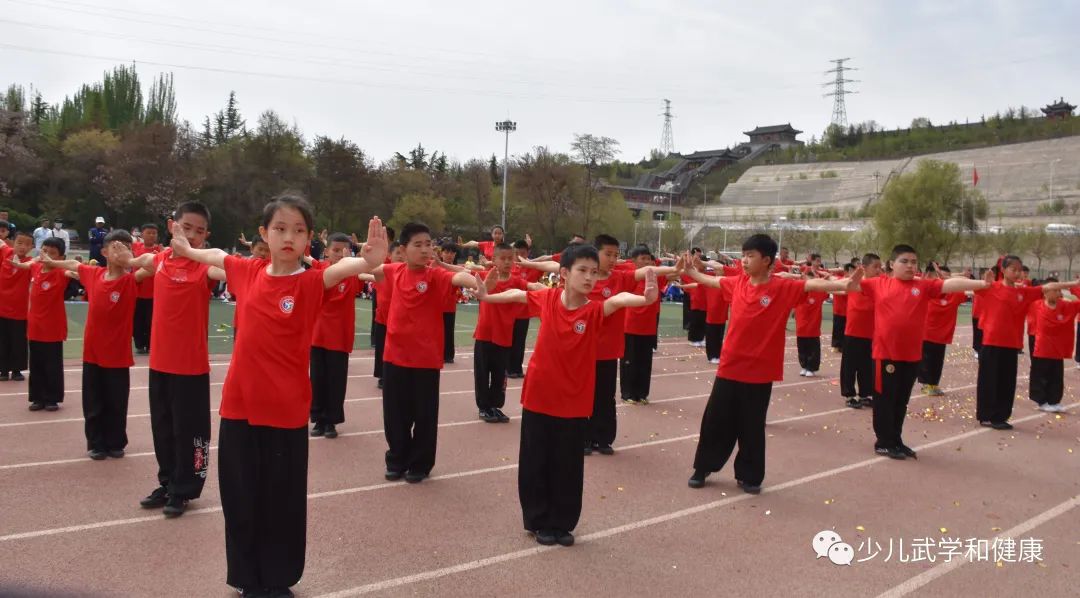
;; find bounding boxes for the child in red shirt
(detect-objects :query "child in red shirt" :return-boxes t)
[309,233,363,439]
[830,263,855,351]
[475,244,658,547]
[0,231,33,381]
[439,242,461,364]
[170,195,387,596]
[840,254,883,409]
[132,223,162,355]
[370,223,479,483]
[684,235,857,493]
[795,289,828,376]
[474,243,531,423]
[620,245,668,404]
[702,257,743,365]
[364,242,403,390]
[974,256,1076,429]
[17,237,68,410]
[507,239,541,378]
[1028,278,1080,413]
[918,265,966,396]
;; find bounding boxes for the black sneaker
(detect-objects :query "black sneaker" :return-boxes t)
[310,423,325,437]
[385,469,404,481]
[845,398,863,409]
[28,402,44,411]
[494,408,510,423]
[979,421,993,427]
[736,480,762,495]
[264,588,294,598]
[596,444,614,455]
[107,449,125,459]
[140,486,169,509]
[480,409,499,423]
[688,470,708,489]
[555,530,575,547]
[874,446,889,456]
[899,444,918,459]
[44,403,59,411]
[136,347,149,355]
[583,442,593,456]
[323,424,338,439]
[860,396,874,407]
[11,372,24,381]
[885,447,907,460]
[535,529,557,546]
[377,378,384,389]
[163,495,187,518]
[639,397,649,405]
[991,422,1014,430]
[236,588,268,597]
[0,373,8,381]
[444,358,454,365]
[405,471,428,484]
[88,449,107,461]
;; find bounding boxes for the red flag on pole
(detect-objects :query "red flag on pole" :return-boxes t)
[973,166,980,187]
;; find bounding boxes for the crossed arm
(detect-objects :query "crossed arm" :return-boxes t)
[474,269,659,317]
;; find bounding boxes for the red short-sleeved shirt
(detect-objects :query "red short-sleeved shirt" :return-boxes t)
[133,242,163,299]
[1032,300,1080,359]
[219,255,326,428]
[717,276,806,383]
[923,292,967,345]
[773,259,796,273]
[859,276,945,361]
[149,250,213,375]
[705,266,743,325]
[625,275,665,336]
[590,269,637,360]
[27,262,68,343]
[832,293,848,317]
[795,291,828,338]
[474,272,527,347]
[844,286,876,339]
[520,288,606,418]
[972,293,983,318]
[477,241,494,260]
[78,264,138,368]
[313,276,361,353]
[0,251,31,320]
[383,262,456,369]
[374,275,393,325]
[975,282,1044,349]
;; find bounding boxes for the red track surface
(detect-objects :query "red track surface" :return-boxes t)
[0,331,1077,597]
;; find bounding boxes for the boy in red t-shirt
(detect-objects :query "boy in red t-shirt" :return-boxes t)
[309,233,363,439]
[684,234,858,493]
[507,239,541,378]
[840,253,883,409]
[475,244,659,547]
[620,245,668,404]
[170,195,386,596]
[701,256,743,365]
[0,231,33,381]
[363,242,403,390]
[13,237,68,410]
[439,242,461,364]
[854,246,987,460]
[369,223,479,483]
[474,243,532,423]
[44,230,152,460]
[795,288,828,377]
[132,223,163,355]
[1028,278,1080,413]
[830,263,855,351]
[918,265,966,396]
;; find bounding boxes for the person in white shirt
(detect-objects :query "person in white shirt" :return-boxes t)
[32,218,53,253]
[51,220,70,255]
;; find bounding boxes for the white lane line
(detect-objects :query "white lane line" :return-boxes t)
[314,401,1076,597]
[875,494,1080,598]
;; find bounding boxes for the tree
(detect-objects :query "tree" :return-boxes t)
[307,136,372,232]
[817,230,850,266]
[570,133,620,237]
[388,192,446,234]
[1059,231,1080,278]
[144,73,177,125]
[991,228,1026,257]
[489,154,499,184]
[873,159,966,262]
[460,159,493,235]
[96,122,196,220]
[1025,229,1057,277]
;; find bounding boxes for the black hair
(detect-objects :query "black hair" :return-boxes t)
[890,244,917,261]
[691,247,703,255]
[809,253,822,261]
[512,239,529,250]
[103,229,134,246]
[938,265,951,273]
[1001,255,1023,270]
[140,223,160,233]
[385,227,396,243]
[389,241,402,251]
[843,263,856,272]
[1022,265,1030,272]
[327,232,351,245]
[491,225,505,233]
[41,237,66,256]
[862,253,881,266]
[440,242,459,254]
[594,234,619,250]
[629,244,653,259]
[570,234,586,241]
[174,201,211,225]
[250,234,267,247]
[399,222,431,245]
[261,192,314,232]
[14,230,32,241]
[493,242,514,253]
[559,243,599,270]
[1044,276,1059,283]
[741,234,778,266]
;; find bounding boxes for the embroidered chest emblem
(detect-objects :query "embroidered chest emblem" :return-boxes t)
[940,299,948,306]
[109,291,120,303]
[416,281,428,293]
[602,287,612,298]
[760,295,772,307]
[911,288,921,297]
[808,297,815,305]
[280,296,295,313]
[41,281,51,291]
[338,282,346,293]
[1016,294,1024,302]
[573,320,587,334]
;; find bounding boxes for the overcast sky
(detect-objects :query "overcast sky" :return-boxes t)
[2,0,1077,164]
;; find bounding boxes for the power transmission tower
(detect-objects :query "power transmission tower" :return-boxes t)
[659,99,675,156]
[822,58,858,128]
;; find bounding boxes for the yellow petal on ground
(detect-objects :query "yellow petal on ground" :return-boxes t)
[940,527,948,533]
[856,525,865,532]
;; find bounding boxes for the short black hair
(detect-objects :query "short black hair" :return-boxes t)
[261,192,314,232]
[41,237,66,256]
[629,244,654,259]
[1044,276,1059,283]
[843,263,856,272]
[174,201,211,225]
[938,265,951,273]
[691,247,702,255]
[594,234,619,250]
[890,244,917,260]
[399,222,431,245]
[14,230,32,241]
[104,229,134,246]
[440,242,459,254]
[385,227,396,243]
[494,242,513,253]
[741,234,778,266]
[570,234,586,241]
[491,225,505,233]
[512,239,529,250]
[140,223,159,233]
[250,234,267,247]
[862,253,881,266]
[327,232,351,245]
[809,253,822,261]
[1001,255,1023,270]
[559,243,599,270]
[1022,265,1030,272]
[389,241,402,251]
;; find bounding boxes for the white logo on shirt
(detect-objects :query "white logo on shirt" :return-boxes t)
[109,291,120,303]
[338,282,346,293]
[911,288,921,296]
[41,281,51,291]
[940,298,948,306]
[1017,294,1024,302]
[417,281,428,293]
[602,287,612,298]
[574,320,587,334]
[760,295,772,307]
[1057,314,1064,321]
[808,297,816,304]
[280,296,295,313]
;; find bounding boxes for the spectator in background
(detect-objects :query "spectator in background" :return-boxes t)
[88,216,109,264]
[32,218,53,253]
[0,211,16,237]
[51,220,71,255]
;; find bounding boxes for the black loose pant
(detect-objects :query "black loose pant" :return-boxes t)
[681,293,691,330]
[149,370,211,499]
[1028,334,1035,356]
[132,298,153,351]
[382,362,440,475]
[587,359,618,446]
[688,309,706,343]
[1029,357,1063,406]
[82,363,130,452]
[474,340,508,410]
[519,409,586,533]
[0,317,27,374]
[972,317,983,353]
[507,318,530,376]
[797,337,821,372]
[918,341,946,385]
[219,418,308,591]
[369,290,378,348]
[372,322,387,379]
[310,347,349,425]
[28,340,63,405]
[693,377,772,486]
[976,345,1019,423]
[705,323,726,362]
[872,360,919,450]
[443,311,456,362]
[840,336,874,398]
[831,315,846,349]
[620,334,654,401]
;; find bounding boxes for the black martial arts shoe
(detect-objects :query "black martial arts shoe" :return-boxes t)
[377,378,384,389]
[163,495,188,518]
[88,449,107,461]
[885,447,907,460]
[596,443,614,455]
[874,446,889,456]
[44,403,59,411]
[583,442,593,456]
[506,372,523,379]
[687,470,708,489]
[140,486,169,509]
[991,422,1014,430]
[493,408,511,423]
[323,424,338,439]
[845,398,862,409]
[898,444,918,459]
[555,530,575,547]
[860,396,874,407]
[264,588,294,598]
[737,480,762,495]
[534,529,558,546]
[107,449,125,458]
[0,372,8,381]
[385,469,404,481]
[11,372,24,381]
[28,402,44,411]
[480,409,500,423]
[310,423,325,437]
[235,587,268,597]
[979,421,993,427]
[405,471,428,484]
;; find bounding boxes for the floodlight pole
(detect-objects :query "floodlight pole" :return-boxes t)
[495,120,517,231]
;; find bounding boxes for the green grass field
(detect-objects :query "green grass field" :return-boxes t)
[56,299,975,359]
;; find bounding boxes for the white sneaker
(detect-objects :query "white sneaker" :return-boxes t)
[799,369,807,376]
[806,370,817,377]
[1049,404,1066,413]
[1038,403,1055,412]
[1074,362,1080,369]
[974,352,979,360]
[709,358,720,364]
